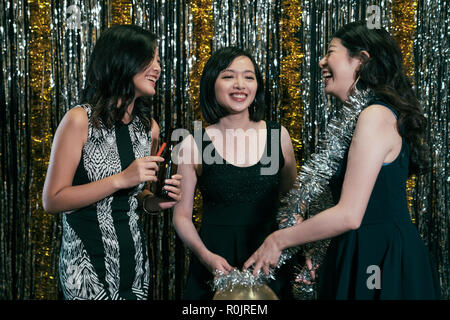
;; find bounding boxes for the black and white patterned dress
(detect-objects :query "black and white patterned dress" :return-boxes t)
[59,104,151,300]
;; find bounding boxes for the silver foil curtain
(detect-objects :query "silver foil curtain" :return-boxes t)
[0,0,448,299]
[414,0,449,298]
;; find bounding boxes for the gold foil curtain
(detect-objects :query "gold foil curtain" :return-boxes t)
[391,0,418,222]
[28,0,56,300]
[392,0,417,79]
[109,0,133,26]
[189,0,213,122]
[0,0,448,299]
[280,0,303,166]
[189,0,213,230]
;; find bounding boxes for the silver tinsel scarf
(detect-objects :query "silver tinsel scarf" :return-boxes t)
[213,88,375,295]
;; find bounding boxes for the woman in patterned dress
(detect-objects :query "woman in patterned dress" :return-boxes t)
[43,25,182,300]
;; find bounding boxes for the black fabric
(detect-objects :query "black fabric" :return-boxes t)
[66,119,147,300]
[318,101,441,300]
[183,121,295,300]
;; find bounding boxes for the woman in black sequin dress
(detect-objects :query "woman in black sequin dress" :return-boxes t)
[173,47,298,299]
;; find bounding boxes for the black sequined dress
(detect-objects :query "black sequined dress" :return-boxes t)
[183,121,294,300]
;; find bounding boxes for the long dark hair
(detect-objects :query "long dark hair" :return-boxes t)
[333,21,429,175]
[200,46,266,124]
[81,25,158,130]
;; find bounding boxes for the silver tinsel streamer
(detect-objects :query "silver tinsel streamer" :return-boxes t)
[279,88,375,299]
[212,88,374,294]
[414,0,449,298]
[1,0,31,299]
[212,269,275,293]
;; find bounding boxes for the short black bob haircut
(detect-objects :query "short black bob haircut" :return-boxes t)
[199,46,266,124]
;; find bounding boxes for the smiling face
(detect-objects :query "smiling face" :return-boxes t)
[133,47,161,98]
[319,38,362,102]
[214,55,258,115]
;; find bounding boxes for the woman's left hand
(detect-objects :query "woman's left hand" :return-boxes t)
[156,173,182,210]
[243,231,283,277]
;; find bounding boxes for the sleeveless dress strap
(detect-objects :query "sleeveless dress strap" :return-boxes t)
[368,99,408,166]
[265,120,285,169]
[369,99,398,119]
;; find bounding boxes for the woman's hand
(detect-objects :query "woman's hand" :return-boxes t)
[295,249,319,285]
[155,173,183,210]
[243,231,283,277]
[116,156,164,189]
[245,215,302,277]
[201,251,235,276]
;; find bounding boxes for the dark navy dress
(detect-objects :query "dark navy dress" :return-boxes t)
[318,100,441,300]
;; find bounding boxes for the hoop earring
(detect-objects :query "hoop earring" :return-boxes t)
[349,74,361,96]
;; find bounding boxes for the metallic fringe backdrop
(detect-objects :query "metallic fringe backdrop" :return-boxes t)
[28,0,54,301]
[0,0,448,299]
[391,0,418,224]
[414,0,449,299]
[190,0,213,236]
[280,0,303,167]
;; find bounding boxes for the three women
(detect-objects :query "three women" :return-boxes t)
[44,21,441,300]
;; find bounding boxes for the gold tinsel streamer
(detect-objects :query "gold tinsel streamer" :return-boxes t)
[28,0,56,299]
[189,0,213,123]
[280,0,303,168]
[189,0,213,228]
[109,0,133,26]
[391,0,418,222]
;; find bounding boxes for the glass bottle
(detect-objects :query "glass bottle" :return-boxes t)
[153,133,178,200]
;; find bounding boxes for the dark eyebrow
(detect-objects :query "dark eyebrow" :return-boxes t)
[221,69,255,74]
